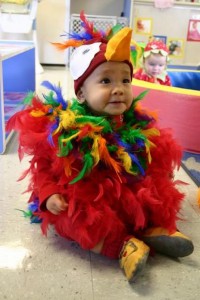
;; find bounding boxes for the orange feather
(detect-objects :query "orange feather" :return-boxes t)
[52,40,83,51]
[99,137,121,173]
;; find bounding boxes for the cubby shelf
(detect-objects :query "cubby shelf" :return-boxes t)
[0,40,35,154]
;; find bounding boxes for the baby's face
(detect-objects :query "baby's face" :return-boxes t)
[144,53,167,78]
[77,61,133,116]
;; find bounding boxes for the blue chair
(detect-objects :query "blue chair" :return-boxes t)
[168,71,200,91]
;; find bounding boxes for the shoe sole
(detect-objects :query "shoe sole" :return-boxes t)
[128,249,149,282]
[143,236,194,257]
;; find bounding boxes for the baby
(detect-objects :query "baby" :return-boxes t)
[6,12,193,282]
[134,40,171,85]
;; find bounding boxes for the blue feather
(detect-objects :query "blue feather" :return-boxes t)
[47,118,59,146]
[41,81,67,109]
[129,153,145,176]
[68,32,86,40]
[41,80,56,91]
[47,134,54,146]
[114,133,145,175]
[28,201,39,213]
[81,32,94,40]
[135,138,145,148]
[114,134,132,151]
[69,32,93,41]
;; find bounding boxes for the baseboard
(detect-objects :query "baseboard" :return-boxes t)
[41,64,66,67]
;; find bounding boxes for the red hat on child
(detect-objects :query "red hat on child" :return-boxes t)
[54,11,133,95]
[70,42,108,95]
[70,30,133,94]
[143,40,169,58]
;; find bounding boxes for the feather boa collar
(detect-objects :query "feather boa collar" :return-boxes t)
[26,81,160,183]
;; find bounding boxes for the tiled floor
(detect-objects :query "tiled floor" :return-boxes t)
[0,67,200,300]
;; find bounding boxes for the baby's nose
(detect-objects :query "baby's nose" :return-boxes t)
[112,84,124,94]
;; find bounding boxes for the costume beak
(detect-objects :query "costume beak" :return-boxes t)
[105,27,132,62]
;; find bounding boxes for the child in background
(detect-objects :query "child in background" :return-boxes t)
[134,40,171,85]
[6,12,193,282]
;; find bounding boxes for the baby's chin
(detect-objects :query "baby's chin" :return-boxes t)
[90,110,126,117]
[150,73,160,77]
[90,105,130,117]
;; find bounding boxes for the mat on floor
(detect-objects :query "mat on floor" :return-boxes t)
[4,92,26,138]
[181,152,200,186]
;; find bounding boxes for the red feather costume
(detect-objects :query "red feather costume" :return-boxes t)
[6,14,185,260]
[6,88,184,259]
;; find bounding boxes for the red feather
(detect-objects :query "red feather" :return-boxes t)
[80,10,103,39]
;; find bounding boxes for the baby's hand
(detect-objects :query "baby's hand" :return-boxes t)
[46,194,68,215]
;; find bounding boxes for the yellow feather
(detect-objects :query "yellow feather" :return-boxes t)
[145,144,151,163]
[30,110,46,117]
[117,148,137,175]
[61,131,80,143]
[60,109,76,129]
[91,135,100,166]
[142,128,160,138]
[53,109,77,135]
[197,188,200,207]
[141,128,159,163]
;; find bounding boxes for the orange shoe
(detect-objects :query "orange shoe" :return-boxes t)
[142,227,194,258]
[119,237,150,282]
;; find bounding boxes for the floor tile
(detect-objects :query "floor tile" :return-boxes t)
[1,67,200,300]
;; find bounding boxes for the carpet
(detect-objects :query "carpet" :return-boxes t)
[4,92,26,138]
[181,152,200,187]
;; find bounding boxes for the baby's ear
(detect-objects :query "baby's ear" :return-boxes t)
[77,88,86,104]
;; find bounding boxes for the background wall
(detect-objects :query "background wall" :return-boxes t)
[70,0,124,16]
[1,0,199,67]
[131,2,200,67]
[36,0,125,65]
[36,0,200,66]
[36,0,69,65]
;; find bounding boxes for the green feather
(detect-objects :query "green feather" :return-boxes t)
[123,92,149,126]
[44,91,60,107]
[106,24,122,40]
[16,209,33,218]
[70,152,94,184]
[107,145,118,152]
[58,131,76,157]
[134,90,149,103]
[120,128,147,144]
[23,92,35,105]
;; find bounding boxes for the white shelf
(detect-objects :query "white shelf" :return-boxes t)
[134,0,200,7]
[0,40,34,59]
[0,40,35,154]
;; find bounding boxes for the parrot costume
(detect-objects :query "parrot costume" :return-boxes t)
[6,11,193,282]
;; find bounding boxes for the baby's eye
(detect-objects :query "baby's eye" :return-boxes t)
[123,78,131,83]
[101,78,110,84]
